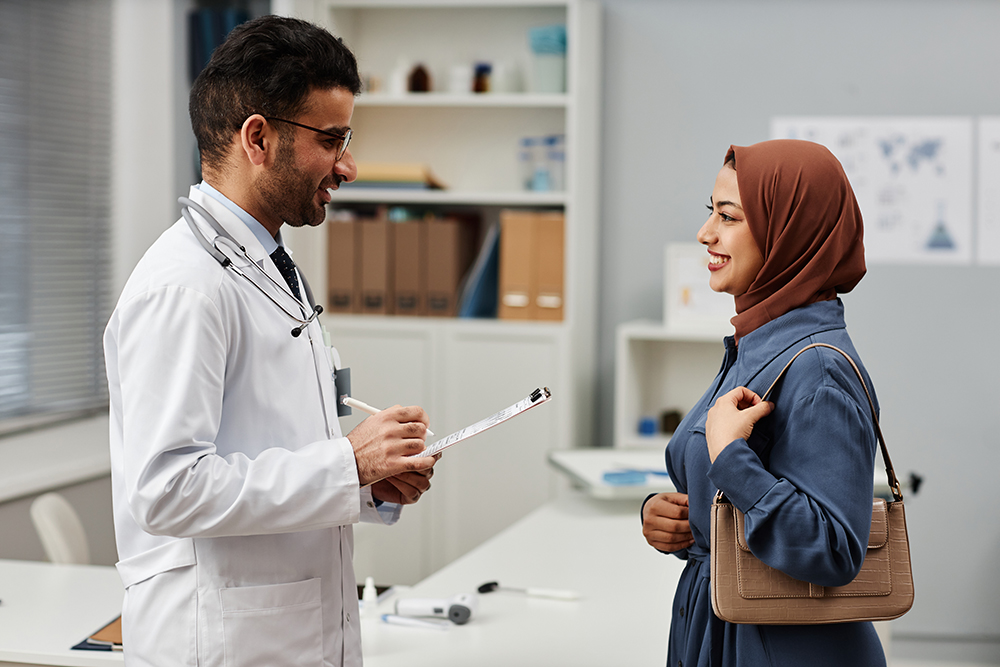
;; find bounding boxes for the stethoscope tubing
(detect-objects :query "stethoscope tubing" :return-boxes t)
[179,196,323,336]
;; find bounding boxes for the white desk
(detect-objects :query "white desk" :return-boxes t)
[548,448,675,499]
[0,560,123,667]
[362,493,685,667]
[0,495,684,667]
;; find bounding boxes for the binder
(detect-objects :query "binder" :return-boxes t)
[498,210,565,321]
[393,220,426,316]
[533,212,565,321]
[327,219,360,313]
[426,215,477,317]
[360,219,393,314]
[497,210,534,320]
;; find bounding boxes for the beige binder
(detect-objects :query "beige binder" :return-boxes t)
[498,210,565,321]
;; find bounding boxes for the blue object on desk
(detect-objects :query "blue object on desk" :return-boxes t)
[603,470,649,485]
[602,469,671,486]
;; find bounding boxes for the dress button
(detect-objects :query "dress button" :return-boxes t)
[679,606,685,618]
[367,501,375,508]
[347,612,352,622]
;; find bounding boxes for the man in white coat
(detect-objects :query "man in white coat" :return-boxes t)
[104,16,437,666]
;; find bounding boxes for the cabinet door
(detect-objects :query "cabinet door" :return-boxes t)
[330,325,437,433]
[329,324,436,585]
[431,330,559,568]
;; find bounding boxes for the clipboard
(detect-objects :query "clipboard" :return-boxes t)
[413,387,552,458]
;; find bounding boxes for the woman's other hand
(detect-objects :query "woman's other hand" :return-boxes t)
[705,387,773,463]
[642,492,695,552]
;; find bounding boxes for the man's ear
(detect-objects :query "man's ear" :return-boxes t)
[240,114,273,167]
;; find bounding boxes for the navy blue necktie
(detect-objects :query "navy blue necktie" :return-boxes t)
[269,246,302,301]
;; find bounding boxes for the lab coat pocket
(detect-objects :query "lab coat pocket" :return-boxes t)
[220,578,324,667]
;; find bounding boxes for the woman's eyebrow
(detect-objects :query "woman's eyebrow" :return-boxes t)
[714,198,743,210]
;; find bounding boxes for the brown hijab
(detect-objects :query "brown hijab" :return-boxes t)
[727,139,866,338]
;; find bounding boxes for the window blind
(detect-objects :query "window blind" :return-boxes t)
[0,0,112,433]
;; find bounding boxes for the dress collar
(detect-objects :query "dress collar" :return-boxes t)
[733,299,847,387]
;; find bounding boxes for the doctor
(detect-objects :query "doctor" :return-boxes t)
[104,16,437,667]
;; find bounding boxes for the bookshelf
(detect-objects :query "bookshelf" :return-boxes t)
[280,0,601,584]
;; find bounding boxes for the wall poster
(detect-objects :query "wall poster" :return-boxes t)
[771,116,974,265]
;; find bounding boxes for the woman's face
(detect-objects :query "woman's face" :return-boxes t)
[697,166,764,296]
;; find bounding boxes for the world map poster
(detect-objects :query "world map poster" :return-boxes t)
[770,116,973,264]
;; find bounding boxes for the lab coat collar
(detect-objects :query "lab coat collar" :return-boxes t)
[183,186,300,312]
[185,186,269,260]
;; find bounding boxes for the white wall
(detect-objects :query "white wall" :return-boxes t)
[111,0,178,295]
[596,1,1000,663]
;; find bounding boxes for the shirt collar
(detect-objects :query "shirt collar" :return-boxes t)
[734,299,847,386]
[196,181,283,255]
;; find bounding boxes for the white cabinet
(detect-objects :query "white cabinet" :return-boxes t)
[280,0,601,584]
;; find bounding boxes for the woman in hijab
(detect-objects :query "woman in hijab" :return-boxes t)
[641,139,885,666]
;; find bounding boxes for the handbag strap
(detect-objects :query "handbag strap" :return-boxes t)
[759,343,902,502]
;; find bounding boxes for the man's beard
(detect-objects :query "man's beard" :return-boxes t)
[258,139,329,228]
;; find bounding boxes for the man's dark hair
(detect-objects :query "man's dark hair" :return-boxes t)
[190,15,362,174]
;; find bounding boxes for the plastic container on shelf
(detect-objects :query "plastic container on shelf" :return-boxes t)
[519,136,541,191]
[528,24,567,93]
[544,134,566,191]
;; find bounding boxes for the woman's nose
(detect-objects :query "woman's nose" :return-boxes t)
[697,216,716,245]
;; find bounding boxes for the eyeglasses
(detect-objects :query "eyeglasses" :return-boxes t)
[263,116,352,161]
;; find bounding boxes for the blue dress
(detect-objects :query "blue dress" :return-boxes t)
[652,299,887,667]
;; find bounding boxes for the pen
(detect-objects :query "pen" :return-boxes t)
[380,614,451,630]
[341,396,434,436]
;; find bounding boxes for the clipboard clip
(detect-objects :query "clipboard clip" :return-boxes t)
[530,387,551,403]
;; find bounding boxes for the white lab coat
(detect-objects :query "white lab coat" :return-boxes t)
[104,186,388,667]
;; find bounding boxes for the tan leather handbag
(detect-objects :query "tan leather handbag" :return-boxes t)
[710,343,914,625]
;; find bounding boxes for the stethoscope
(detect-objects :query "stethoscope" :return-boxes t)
[179,196,323,338]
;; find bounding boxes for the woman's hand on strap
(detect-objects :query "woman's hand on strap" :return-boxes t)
[642,492,695,553]
[705,387,774,463]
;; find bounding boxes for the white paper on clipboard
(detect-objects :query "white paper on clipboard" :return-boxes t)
[413,387,552,458]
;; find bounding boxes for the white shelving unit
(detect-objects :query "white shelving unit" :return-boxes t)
[280,0,601,585]
[613,320,728,450]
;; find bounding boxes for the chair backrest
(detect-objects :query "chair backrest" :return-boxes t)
[29,492,91,565]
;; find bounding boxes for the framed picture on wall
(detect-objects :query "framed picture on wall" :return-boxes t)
[663,243,735,336]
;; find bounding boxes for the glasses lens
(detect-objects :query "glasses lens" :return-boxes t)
[337,129,352,161]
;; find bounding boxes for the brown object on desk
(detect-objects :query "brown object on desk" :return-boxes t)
[89,615,123,647]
